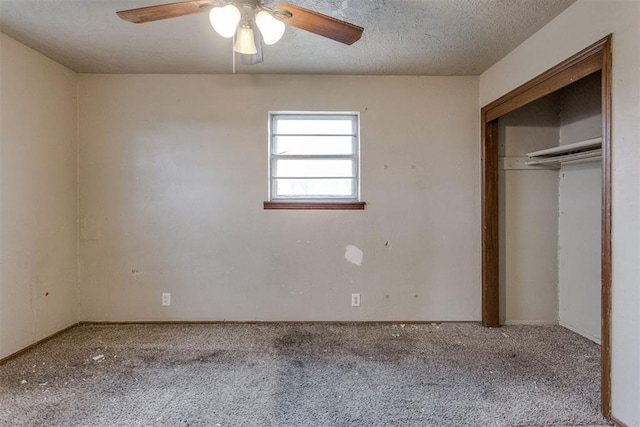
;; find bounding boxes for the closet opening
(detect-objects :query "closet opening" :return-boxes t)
[480,36,612,418]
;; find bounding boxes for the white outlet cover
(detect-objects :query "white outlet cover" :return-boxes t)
[351,293,361,307]
[162,293,171,306]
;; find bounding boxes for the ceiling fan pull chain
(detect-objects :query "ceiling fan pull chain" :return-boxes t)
[232,33,236,74]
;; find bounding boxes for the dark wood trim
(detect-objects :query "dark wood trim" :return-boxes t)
[264,201,366,210]
[483,36,609,122]
[600,35,613,420]
[480,35,612,419]
[79,320,478,325]
[0,323,79,365]
[481,118,500,327]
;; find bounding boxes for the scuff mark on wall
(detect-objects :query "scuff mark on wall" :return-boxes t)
[344,245,363,266]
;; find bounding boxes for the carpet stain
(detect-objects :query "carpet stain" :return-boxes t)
[189,350,225,364]
[274,329,314,351]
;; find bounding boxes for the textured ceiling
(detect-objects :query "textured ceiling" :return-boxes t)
[0,0,576,75]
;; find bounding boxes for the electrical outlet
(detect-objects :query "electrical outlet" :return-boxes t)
[351,293,361,307]
[162,293,171,307]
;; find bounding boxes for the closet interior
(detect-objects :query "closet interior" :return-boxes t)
[498,71,602,343]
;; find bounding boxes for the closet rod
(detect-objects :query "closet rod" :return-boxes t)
[526,148,601,166]
[526,136,602,158]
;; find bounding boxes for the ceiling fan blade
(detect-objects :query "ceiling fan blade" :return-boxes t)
[275,3,363,45]
[117,0,219,24]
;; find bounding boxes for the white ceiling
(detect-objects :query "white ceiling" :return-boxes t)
[0,0,576,75]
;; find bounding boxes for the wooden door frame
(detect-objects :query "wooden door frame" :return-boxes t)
[480,35,612,418]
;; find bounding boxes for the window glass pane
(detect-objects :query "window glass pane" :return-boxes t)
[274,159,354,178]
[269,112,359,201]
[275,179,355,197]
[273,135,354,156]
[274,118,354,135]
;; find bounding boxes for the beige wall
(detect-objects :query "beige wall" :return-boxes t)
[480,1,640,424]
[498,98,560,325]
[77,74,481,322]
[0,33,78,359]
[557,74,602,343]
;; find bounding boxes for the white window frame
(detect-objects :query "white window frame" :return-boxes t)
[268,111,361,202]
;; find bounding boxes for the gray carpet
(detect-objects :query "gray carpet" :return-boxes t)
[0,323,610,426]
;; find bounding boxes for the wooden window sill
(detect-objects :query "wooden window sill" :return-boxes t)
[264,201,366,210]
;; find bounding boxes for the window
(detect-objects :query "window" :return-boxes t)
[265,112,364,209]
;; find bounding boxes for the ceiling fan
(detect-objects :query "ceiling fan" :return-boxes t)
[116,0,364,64]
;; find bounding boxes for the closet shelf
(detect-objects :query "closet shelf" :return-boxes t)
[526,137,602,166]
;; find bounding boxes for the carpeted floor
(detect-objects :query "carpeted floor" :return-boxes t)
[0,323,610,426]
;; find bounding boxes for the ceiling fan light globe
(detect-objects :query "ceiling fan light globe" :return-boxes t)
[209,5,241,38]
[255,10,285,45]
[234,26,258,55]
